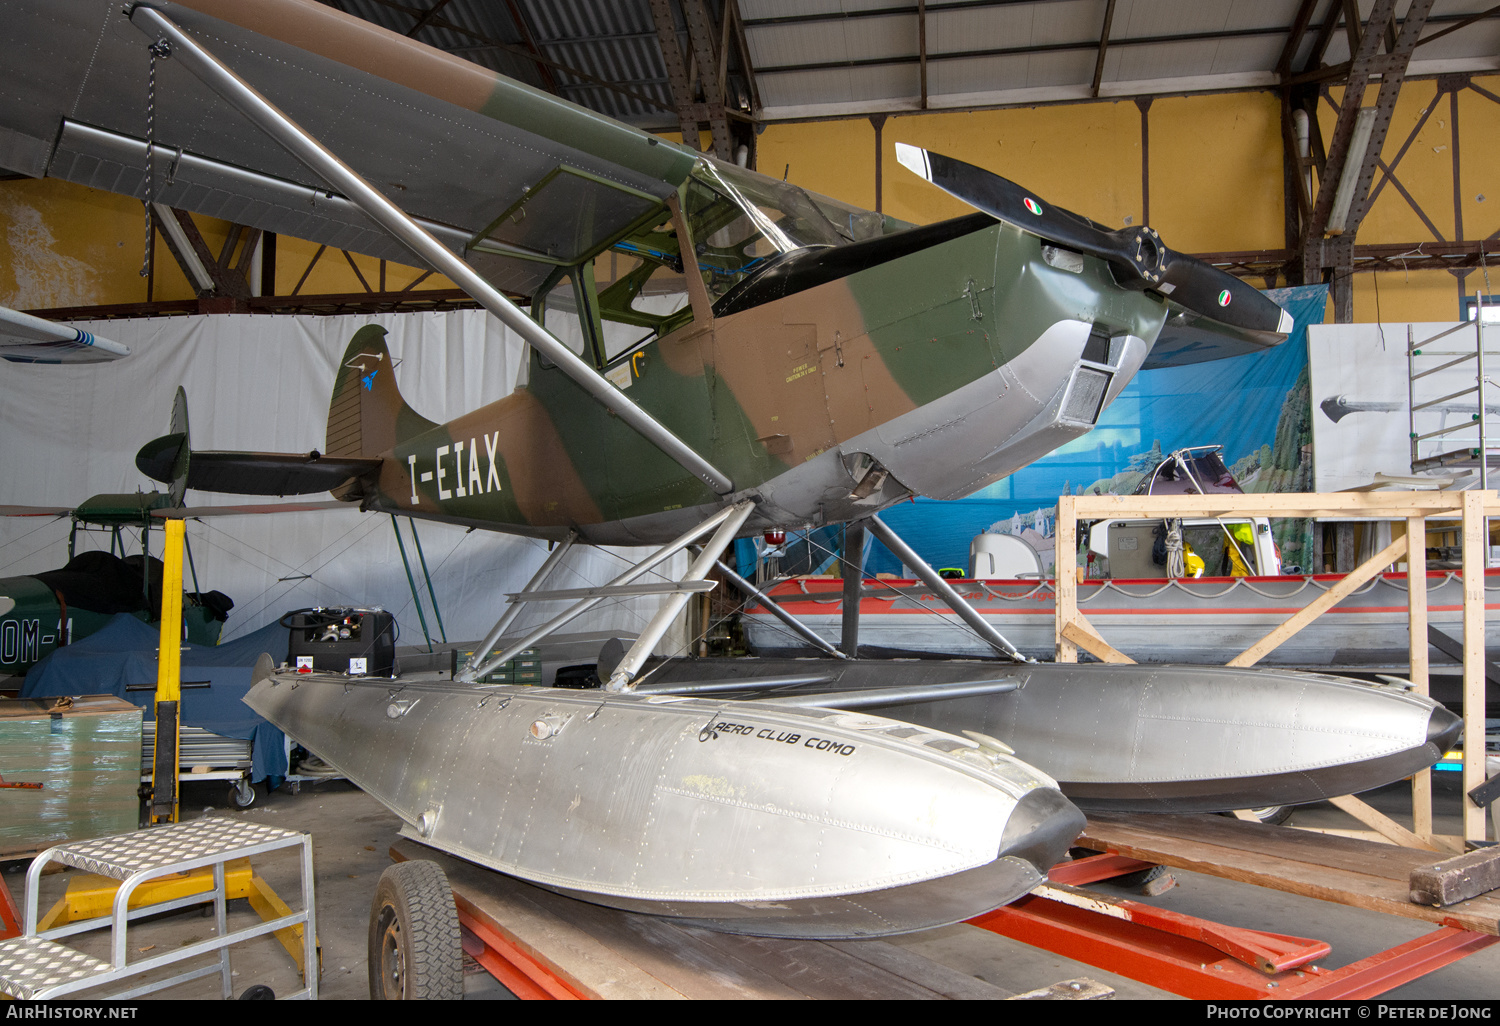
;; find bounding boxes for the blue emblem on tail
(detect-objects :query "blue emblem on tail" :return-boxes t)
[362,369,378,391]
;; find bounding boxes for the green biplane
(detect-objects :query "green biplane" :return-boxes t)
[0,486,227,681]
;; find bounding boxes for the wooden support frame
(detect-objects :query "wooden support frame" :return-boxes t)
[1056,490,1499,847]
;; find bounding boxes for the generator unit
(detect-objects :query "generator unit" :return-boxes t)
[281,607,396,677]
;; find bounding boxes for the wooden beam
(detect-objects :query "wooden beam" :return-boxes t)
[1054,495,1078,663]
[1461,490,1488,843]
[1408,515,1433,842]
[1070,491,1475,519]
[1060,616,1135,664]
[1327,794,1446,853]
[1226,534,1408,668]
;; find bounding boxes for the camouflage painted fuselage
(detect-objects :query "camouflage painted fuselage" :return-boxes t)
[340,219,1167,545]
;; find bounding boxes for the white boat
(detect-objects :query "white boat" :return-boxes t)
[742,567,1500,671]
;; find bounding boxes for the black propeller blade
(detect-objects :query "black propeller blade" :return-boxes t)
[894,144,1292,337]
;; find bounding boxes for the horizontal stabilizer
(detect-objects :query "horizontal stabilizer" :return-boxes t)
[136,433,381,496]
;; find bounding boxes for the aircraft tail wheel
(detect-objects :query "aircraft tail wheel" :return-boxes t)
[368,860,463,1000]
[231,779,256,808]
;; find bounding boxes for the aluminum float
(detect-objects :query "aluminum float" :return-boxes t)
[245,671,1085,938]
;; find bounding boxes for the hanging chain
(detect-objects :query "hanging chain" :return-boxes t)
[140,37,172,277]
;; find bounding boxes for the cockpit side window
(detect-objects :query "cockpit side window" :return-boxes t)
[590,209,697,363]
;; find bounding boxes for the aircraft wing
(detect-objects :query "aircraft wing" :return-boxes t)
[0,305,130,364]
[151,500,350,518]
[0,0,699,299]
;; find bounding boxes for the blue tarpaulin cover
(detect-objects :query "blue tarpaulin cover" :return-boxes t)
[22,616,289,781]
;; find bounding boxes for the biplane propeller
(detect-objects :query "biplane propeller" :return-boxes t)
[0,1,1459,941]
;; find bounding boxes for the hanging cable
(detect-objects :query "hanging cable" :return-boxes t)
[140,36,172,278]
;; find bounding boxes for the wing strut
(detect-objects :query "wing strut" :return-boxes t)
[866,515,1032,664]
[707,555,848,660]
[457,500,755,688]
[127,4,733,498]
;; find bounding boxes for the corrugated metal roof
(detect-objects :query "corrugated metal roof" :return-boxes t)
[325,1,1500,125]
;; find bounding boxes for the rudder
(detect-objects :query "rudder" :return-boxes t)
[326,325,434,458]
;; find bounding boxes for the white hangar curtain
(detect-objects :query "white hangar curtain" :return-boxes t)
[0,309,687,657]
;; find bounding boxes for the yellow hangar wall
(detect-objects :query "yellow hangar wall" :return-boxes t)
[758,79,1500,324]
[4,81,1499,321]
[0,177,452,310]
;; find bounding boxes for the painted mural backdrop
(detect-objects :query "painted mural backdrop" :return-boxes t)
[741,285,1329,579]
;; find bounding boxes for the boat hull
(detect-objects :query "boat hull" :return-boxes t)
[743,570,1500,669]
[244,671,1084,938]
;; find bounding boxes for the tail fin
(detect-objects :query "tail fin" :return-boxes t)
[167,386,191,506]
[326,325,435,458]
[133,386,191,504]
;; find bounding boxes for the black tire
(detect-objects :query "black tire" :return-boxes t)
[1221,805,1294,826]
[1110,864,1170,889]
[368,860,463,1000]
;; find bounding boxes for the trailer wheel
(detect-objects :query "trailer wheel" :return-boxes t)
[368,860,463,1000]
[1222,805,1294,826]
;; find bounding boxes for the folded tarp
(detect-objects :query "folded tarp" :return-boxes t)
[23,615,289,781]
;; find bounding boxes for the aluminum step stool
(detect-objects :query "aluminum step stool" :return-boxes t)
[0,819,317,1000]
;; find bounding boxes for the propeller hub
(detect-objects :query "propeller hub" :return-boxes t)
[1116,226,1166,286]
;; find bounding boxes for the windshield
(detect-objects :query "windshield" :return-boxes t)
[680,161,852,301]
[591,158,903,360]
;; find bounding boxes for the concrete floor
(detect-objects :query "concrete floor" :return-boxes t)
[3,770,1495,1001]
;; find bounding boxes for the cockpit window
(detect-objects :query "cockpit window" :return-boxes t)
[680,161,849,302]
[587,158,911,361]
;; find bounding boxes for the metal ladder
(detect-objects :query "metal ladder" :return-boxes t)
[1407,300,1498,485]
[0,819,317,999]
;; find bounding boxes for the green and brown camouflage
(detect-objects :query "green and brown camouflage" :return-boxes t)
[0,0,1282,544]
[304,182,1170,545]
